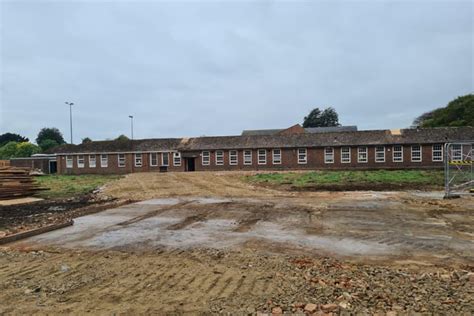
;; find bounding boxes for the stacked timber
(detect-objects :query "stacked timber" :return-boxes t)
[0,167,47,200]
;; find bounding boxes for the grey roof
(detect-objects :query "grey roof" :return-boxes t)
[241,129,283,136]
[305,126,358,133]
[242,125,358,136]
[52,127,474,154]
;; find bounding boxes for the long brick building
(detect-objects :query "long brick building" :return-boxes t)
[51,126,473,175]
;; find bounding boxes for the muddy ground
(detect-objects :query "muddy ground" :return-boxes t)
[1,172,473,314]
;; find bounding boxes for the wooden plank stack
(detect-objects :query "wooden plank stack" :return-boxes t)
[0,167,47,200]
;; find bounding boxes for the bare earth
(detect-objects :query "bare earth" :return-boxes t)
[1,172,473,314]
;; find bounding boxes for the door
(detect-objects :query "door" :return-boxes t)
[49,160,57,174]
[186,158,195,172]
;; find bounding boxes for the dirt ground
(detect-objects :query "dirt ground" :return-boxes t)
[1,172,473,314]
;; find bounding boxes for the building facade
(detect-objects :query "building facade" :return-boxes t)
[52,127,474,175]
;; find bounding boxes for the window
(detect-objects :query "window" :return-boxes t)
[66,156,73,168]
[101,154,108,167]
[432,144,443,162]
[243,150,252,165]
[173,152,181,166]
[324,147,334,164]
[272,149,282,164]
[77,155,85,168]
[451,144,462,161]
[258,149,267,165]
[341,147,351,163]
[229,150,238,165]
[118,154,126,167]
[215,150,224,165]
[150,153,158,166]
[375,146,385,163]
[202,151,210,166]
[393,145,403,162]
[411,145,422,162]
[297,148,307,164]
[134,153,142,167]
[358,147,368,163]
[89,155,96,168]
[162,152,169,166]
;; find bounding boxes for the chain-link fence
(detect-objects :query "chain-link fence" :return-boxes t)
[444,142,473,198]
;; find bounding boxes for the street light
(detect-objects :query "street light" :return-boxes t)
[129,115,134,140]
[65,102,74,144]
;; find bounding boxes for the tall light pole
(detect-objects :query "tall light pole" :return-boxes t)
[65,102,74,144]
[129,115,134,140]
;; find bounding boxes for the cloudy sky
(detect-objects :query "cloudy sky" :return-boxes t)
[0,0,472,143]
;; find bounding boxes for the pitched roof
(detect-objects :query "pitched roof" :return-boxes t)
[241,125,358,136]
[52,127,474,154]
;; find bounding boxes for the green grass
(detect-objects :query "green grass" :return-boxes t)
[246,170,445,188]
[35,174,122,199]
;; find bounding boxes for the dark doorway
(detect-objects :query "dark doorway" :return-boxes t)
[186,158,195,172]
[49,160,57,174]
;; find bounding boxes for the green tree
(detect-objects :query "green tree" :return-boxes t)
[0,142,19,159]
[39,139,59,152]
[115,134,130,142]
[0,133,28,147]
[36,127,66,146]
[303,107,340,128]
[413,94,474,127]
[15,142,40,157]
[81,137,92,144]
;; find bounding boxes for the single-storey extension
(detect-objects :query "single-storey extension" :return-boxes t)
[50,126,473,175]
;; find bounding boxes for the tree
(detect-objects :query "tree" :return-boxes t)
[0,142,19,159]
[15,142,40,157]
[0,133,29,147]
[36,127,66,146]
[82,137,92,144]
[39,139,59,152]
[115,134,130,142]
[303,107,340,128]
[413,94,474,127]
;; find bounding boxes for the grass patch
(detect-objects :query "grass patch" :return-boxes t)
[35,174,122,199]
[246,170,444,188]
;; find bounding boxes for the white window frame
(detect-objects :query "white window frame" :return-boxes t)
[392,145,403,163]
[162,152,169,166]
[258,149,267,165]
[243,150,252,165]
[341,147,351,163]
[297,148,307,164]
[324,147,334,164]
[134,153,142,167]
[358,147,368,163]
[77,155,85,168]
[451,144,462,161]
[202,151,210,166]
[375,146,385,163]
[150,153,158,167]
[432,144,443,162]
[66,156,73,168]
[89,155,96,168]
[173,152,181,166]
[118,154,126,167]
[229,150,238,165]
[215,150,224,165]
[272,149,282,165]
[101,154,108,168]
[411,145,422,162]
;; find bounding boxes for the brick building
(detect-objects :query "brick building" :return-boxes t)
[52,126,473,175]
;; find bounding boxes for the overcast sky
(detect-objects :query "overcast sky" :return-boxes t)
[0,0,472,143]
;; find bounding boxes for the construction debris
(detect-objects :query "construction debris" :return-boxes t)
[0,167,47,200]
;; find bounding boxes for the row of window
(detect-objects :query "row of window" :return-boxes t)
[200,145,455,166]
[66,152,181,169]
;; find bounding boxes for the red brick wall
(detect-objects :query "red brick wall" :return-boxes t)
[57,144,445,175]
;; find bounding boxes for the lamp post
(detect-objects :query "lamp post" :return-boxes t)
[129,115,134,140]
[65,102,74,144]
